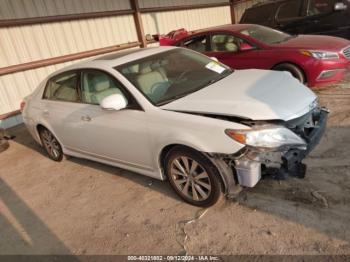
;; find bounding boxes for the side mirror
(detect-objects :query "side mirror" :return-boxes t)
[100,94,127,111]
[239,43,255,51]
[334,2,347,11]
[210,57,219,62]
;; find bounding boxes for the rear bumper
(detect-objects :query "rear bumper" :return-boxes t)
[233,108,329,187]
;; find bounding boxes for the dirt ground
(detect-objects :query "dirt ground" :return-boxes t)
[0,86,350,256]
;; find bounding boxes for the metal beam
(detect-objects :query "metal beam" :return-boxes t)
[0,42,141,76]
[130,0,147,48]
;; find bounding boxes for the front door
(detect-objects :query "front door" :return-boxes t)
[205,33,264,70]
[74,69,153,171]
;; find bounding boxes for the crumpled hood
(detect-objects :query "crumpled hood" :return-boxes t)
[161,69,317,121]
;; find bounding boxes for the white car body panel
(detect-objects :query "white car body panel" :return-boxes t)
[22,46,319,184]
[161,69,317,121]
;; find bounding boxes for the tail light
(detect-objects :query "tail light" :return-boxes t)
[20,101,26,112]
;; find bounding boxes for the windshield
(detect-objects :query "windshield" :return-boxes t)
[240,25,293,45]
[116,48,232,106]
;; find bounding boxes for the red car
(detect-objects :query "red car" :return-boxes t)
[155,24,350,87]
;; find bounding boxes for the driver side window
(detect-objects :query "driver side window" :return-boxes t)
[210,34,243,53]
[81,70,128,105]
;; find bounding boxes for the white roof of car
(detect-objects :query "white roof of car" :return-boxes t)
[55,46,177,75]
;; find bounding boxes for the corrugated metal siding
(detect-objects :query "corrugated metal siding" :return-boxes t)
[0,0,131,20]
[0,15,138,67]
[139,0,229,8]
[0,56,99,115]
[0,0,260,118]
[142,6,231,34]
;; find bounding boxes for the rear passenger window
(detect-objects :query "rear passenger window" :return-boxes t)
[44,72,79,102]
[211,34,246,53]
[307,0,334,16]
[81,70,128,105]
[277,0,302,20]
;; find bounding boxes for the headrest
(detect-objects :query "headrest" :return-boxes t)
[93,75,110,92]
[150,60,167,70]
[128,64,139,73]
[139,62,152,74]
[225,42,238,52]
[213,35,226,44]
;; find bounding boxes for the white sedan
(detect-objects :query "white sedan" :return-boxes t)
[22,46,328,207]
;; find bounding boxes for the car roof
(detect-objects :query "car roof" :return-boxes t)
[52,46,177,75]
[190,24,257,35]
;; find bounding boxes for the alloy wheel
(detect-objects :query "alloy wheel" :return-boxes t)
[41,129,61,159]
[170,156,212,201]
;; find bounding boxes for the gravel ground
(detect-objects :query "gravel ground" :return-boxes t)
[0,85,349,255]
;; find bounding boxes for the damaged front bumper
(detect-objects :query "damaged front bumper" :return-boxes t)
[233,108,329,187]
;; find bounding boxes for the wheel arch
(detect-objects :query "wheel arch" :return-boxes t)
[271,61,308,83]
[158,143,227,192]
[35,123,64,149]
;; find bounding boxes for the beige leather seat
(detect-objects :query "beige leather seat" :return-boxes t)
[135,62,167,95]
[84,74,121,104]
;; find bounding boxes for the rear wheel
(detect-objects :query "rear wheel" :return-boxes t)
[165,146,223,207]
[38,128,63,161]
[273,63,306,83]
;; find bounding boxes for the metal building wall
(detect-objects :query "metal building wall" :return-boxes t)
[138,0,227,8]
[0,0,131,19]
[142,6,231,35]
[0,0,261,128]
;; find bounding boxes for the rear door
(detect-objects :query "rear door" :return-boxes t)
[41,70,89,150]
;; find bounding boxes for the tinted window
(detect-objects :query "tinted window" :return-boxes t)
[241,5,274,24]
[307,0,334,16]
[210,34,244,52]
[183,35,207,52]
[277,0,302,19]
[81,70,128,105]
[44,72,79,102]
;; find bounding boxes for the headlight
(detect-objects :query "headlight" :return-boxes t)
[300,50,339,60]
[225,126,306,149]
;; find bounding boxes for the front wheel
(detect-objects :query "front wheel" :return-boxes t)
[165,146,223,207]
[38,127,63,161]
[273,63,306,83]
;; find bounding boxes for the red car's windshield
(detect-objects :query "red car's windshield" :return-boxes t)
[240,25,295,45]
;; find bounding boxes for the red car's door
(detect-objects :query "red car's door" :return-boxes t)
[205,33,266,70]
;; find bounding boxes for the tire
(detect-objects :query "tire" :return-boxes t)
[38,127,63,162]
[273,63,306,83]
[0,139,9,153]
[164,146,223,207]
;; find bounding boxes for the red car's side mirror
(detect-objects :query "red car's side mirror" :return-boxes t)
[240,43,255,51]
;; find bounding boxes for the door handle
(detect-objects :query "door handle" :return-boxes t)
[81,115,92,122]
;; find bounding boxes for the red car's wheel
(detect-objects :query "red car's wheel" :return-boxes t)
[273,63,306,84]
